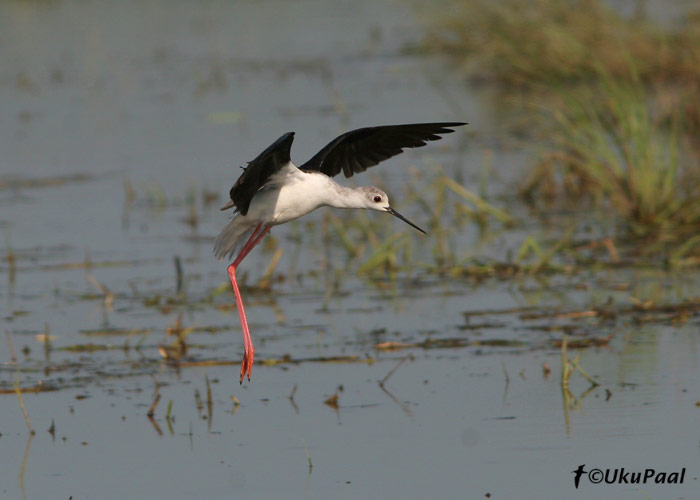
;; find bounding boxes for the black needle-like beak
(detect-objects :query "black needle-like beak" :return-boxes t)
[385,207,427,235]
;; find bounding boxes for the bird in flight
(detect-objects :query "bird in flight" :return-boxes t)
[215,122,466,383]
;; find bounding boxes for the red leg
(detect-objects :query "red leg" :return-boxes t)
[227,224,270,383]
[233,224,265,267]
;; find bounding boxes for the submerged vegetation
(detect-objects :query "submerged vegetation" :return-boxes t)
[423,0,700,250]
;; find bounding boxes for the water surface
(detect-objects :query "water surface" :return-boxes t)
[1,1,699,499]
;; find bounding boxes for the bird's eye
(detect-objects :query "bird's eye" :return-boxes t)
[373,196,382,203]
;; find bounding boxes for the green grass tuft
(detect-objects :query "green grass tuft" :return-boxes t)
[523,72,700,242]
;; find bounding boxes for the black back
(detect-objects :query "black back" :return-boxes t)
[228,132,295,215]
[300,122,466,178]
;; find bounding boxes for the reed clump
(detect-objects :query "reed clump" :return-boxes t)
[521,74,700,243]
[423,0,700,247]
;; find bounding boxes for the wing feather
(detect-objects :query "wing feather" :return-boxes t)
[300,122,466,178]
[223,132,295,215]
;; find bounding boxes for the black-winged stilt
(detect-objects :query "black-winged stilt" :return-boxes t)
[214,122,466,383]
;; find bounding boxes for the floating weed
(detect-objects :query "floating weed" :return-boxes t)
[205,376,213,425]
[301,435,312,473]
[57,343,114,352]
[3,229,16,289]
[125,180,208,211]
[0,383,58,395]
[323,392,339,410]
[36,257,162,272]
[289,384,298,413]
[374,337,527,351]
[230,394,241,414]
[560,334,601,435]
[194,389,203,414]
[515,236,543,263]
[552,333,613,349]
[5,249,16,287]
[378,356,414,416]
[528,226,576,275]
[41,324,51,362]
[0,172,93,190]
[7,333,34,434]
[147,393,161,418]
[379,355,411,386]
[86,272,114,309]
[560,333,600,392]
[18,433,33,499]
[146,184,167,209]
[165,400,175,435]
[174,256,184,295]
[159,314,193,360]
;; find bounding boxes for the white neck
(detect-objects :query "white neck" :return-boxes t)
[325,184,367,209]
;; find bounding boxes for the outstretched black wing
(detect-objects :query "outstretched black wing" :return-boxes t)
[300,122,466,178]
[222,132,295,215]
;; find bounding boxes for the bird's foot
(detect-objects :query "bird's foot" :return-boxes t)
[239,346,255,384]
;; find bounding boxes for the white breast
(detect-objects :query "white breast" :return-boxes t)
[245,167,335,226]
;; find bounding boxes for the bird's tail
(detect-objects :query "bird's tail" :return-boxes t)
[213,216,257,261]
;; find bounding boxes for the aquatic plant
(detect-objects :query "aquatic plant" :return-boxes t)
[522,73,700,243]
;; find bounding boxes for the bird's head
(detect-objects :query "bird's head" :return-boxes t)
[358,186,427,235]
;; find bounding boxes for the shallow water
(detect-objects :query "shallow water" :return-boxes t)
[1,1,699,499]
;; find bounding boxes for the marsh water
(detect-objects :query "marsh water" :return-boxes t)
[1,1,699,499]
